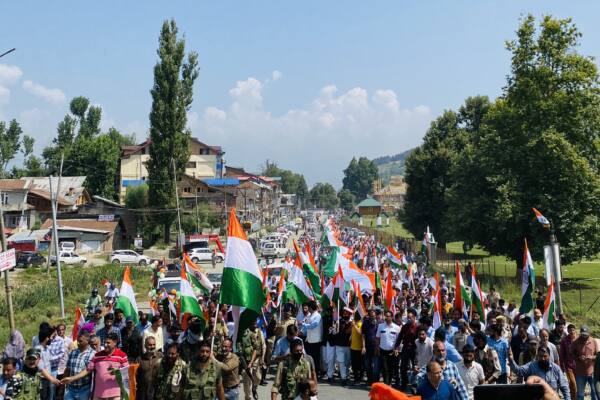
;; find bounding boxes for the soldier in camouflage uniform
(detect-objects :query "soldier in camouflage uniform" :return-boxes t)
[271,338,316,400]
[181,340,225,400]
[180,318,204,363]
[240,320,265,400]
[275,304,297,339]
[153,342,187,400]
[11,349,43,400]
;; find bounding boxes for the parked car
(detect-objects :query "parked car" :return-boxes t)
[16,251,46,268]
[261,242,288,259]
[59,241,76,252]
[206,273,222,287]
[183,239,209,253]
[110,250,152,266]
[50,251,87,265]
[187,248,225,264]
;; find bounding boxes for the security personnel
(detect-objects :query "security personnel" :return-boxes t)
[240,320,265,400]
[271,338,316,400]
[12,349,43,400]
[153,342,187,400]
[182,340,224,400]
[217,337,241,400]
[275,304,297,339]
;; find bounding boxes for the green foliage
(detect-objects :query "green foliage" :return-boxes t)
[147,19,199,242]
[125,184,159,246]
[0,119,23,177]
[342,156,379,200]
[181,202,220,234]
[337,188,356,212]
[309,182,338,209]
[262,160,309,206]
[446,15,600,265]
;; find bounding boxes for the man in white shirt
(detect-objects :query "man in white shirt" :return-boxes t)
[415,325,434,370]
[302,301,322,376]
[375,310,401,386]
[456,345,484,400]
[143,315,165,352]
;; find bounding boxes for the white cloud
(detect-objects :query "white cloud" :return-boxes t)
[0,64,23,86]
[271,70,282,81]
[196,76,432,186]
[0,86,9,105]
[22,80,65,105]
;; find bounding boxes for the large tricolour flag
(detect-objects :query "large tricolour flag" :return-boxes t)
[219,208,265,345]
[115,266,139,323]
[219,208,265,313]
[180,266,204,330]
[286,258,314,304]
[542,279,556,329]
[183,253,214,295]
[294,240,321,298]
[387,246,406,269]
[519,238,536,315]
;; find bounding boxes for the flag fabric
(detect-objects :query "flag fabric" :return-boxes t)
[114,267,139,323]
[532,208,550,228]
[272,268,286,308]
[219,208,265,313]
[352,280,367,318]
[542,280,556,329]
[183,254,214,295]
[384,273,394,313]
[71,308,85,341]
[179,267,204,331]
[454,261,471,319]
[387,246,405,269]
[432,272,442,329]
[321,246,340,277]
[285,261,314,304]
[519,239,536,315]
[470,267,485,320]
[112,364,139,400]
[295,241,321,298]
[322,267,348,307]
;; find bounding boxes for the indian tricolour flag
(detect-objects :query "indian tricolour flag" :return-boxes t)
[183,253,214,295]
[470,266,486,320]
[295,240,321,298]
[351,280,367,318]
[219,208,265,312]
[387,245,406,269]
[432,272,442,329]
[70,307,85,341]
[179,266,204,330]
[285,258,314,304]
[322,266,348,308]
[115,266,139,323]
[219,208,265,345]
[542,279,556,329]
[519,238,536,315]
[454,261,471,320]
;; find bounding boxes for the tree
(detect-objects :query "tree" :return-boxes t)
[337,189,356,212]
[309,183,338,209]
[342,157,379,200]
[0,119,23,177]
[11,135,45,178]
[146,19,199,242]
[262,160,309,207]
[447,16,600,265]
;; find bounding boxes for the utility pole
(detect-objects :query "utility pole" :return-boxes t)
[49,176,65,318]
[172,159,183,254]
[0,190,15,331]
[46,153,64,275]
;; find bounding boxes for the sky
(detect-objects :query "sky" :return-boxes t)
[1,1,600,187]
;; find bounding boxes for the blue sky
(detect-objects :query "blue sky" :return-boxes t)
[1,1,599,186]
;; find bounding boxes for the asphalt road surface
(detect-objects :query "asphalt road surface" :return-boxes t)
[256,376,373,399]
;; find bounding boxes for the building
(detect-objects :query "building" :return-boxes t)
[40,216,125,252]
[118,137,224,203]
[0,177,89,231]
[372,175,407,212]
[356,197,383,216]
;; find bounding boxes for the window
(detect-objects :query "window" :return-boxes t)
[186,162,196,168]
[0,193,8,205]
[184,187,191,193]
[197,187,203,193]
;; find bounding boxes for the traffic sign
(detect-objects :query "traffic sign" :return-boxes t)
[0,248,16,272]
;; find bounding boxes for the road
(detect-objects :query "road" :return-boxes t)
[256,376,372,399]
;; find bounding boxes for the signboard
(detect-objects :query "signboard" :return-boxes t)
[134,237,143,249]
[98,215,115,222]
[0,248,16,272]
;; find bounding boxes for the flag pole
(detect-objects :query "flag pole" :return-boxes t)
[210,303,220,353]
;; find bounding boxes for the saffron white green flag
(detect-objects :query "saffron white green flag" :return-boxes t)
[542,280,556,329]
[519,239,536,315]
[180,266,204,330]
[115,266,139,323]
[219,208,266,313]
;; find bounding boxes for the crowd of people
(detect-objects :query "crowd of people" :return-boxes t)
[0,218,598,400]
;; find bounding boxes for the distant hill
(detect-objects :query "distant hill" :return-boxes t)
[372,148,414,184]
